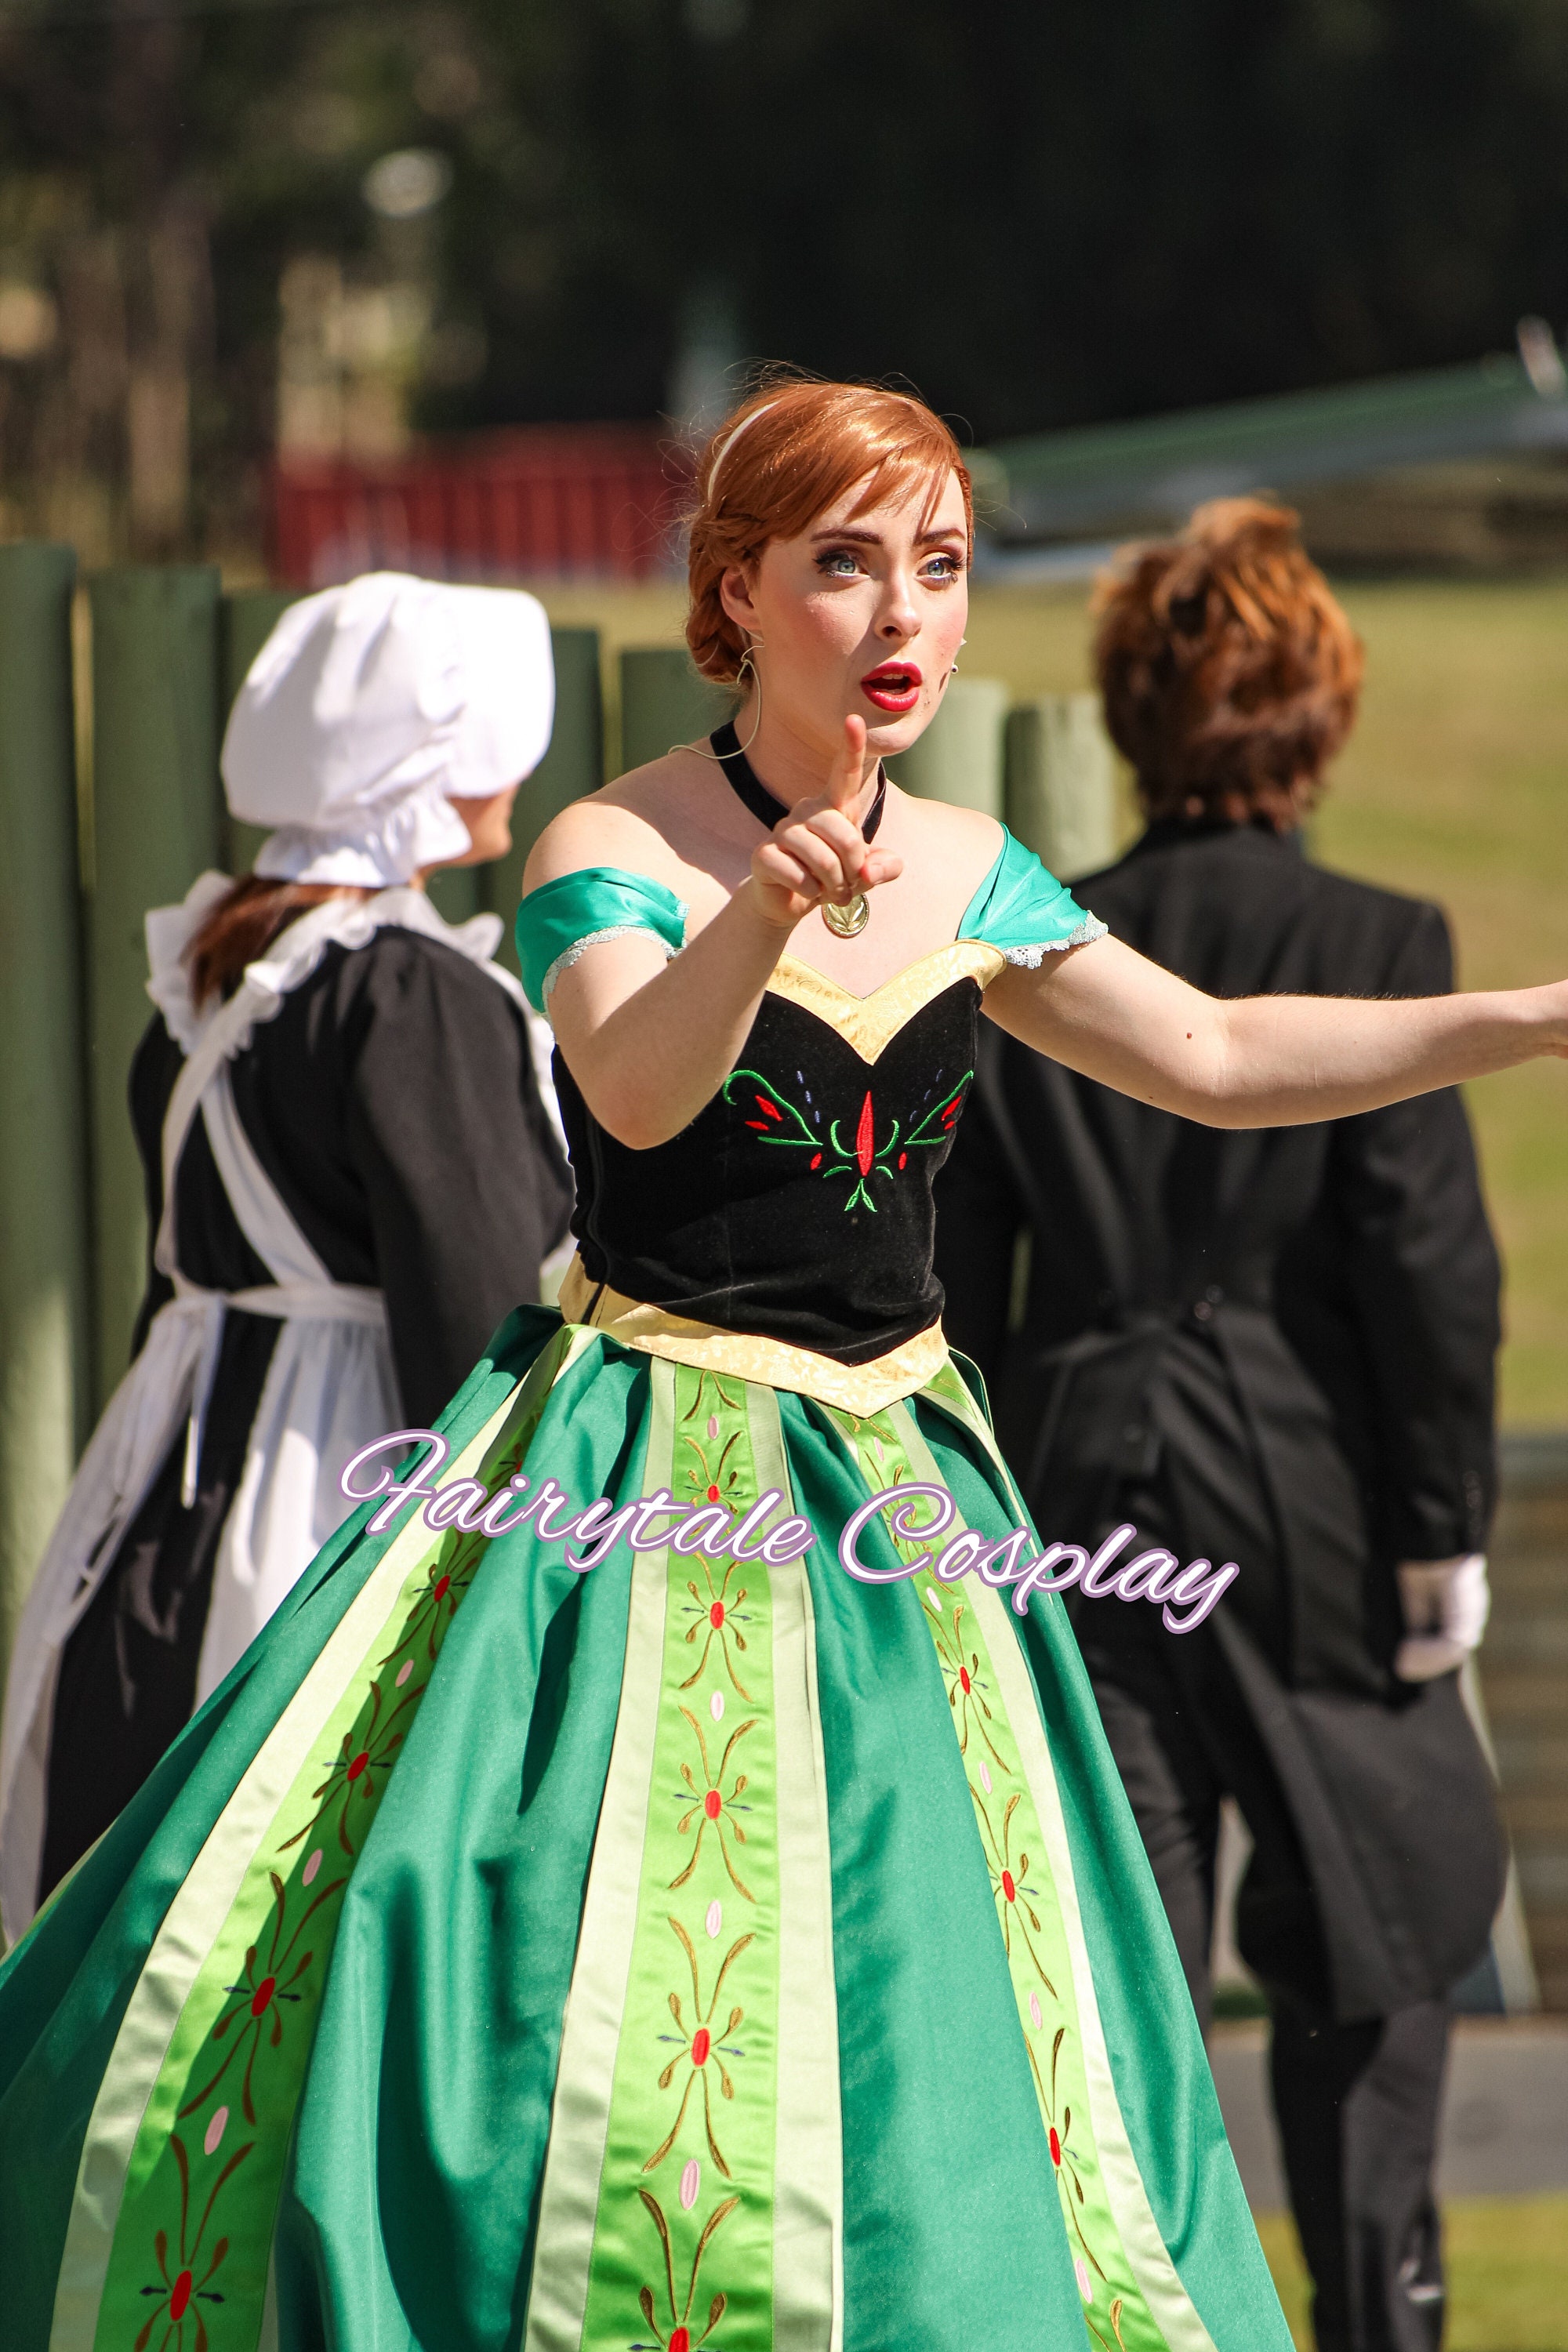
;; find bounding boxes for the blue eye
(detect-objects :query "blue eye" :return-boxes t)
[815,548,860,578]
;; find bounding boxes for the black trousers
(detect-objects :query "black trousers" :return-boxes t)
[1079,1613,1450,2352]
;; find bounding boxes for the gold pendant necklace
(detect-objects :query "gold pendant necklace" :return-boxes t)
[822,892,869,938]
[706,720,886,941]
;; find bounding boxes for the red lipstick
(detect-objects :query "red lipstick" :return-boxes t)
[859,660,923,715]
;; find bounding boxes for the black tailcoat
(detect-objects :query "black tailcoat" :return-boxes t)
[935,821,1506,2019]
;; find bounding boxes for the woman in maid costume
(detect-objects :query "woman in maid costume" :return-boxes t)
[2,382,1566,2351]
[0,573,571,1936]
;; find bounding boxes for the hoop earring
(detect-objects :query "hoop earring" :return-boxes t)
[733,649,765,751]
[676,640,764,761]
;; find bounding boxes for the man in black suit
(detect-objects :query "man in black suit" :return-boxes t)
[937,500,1505,2352]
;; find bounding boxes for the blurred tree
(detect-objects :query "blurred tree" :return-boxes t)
[0,0,1565,560]
[445,0,1568,442]
[441,0,1568,441]
[0,0,454,557]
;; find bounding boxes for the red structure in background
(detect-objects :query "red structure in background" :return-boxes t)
[270,423,691,587]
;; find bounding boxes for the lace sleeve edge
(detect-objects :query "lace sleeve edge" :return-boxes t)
[541,924,681,1004]
[997,913,1109,967]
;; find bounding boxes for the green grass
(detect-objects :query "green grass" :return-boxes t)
[536,573,1568,1424]
[1256,2196,1568,2352]
[1319,582,1568,1428]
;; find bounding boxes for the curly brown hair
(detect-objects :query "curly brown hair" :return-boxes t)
[685,376,973,684]
[1092,498,1364,828]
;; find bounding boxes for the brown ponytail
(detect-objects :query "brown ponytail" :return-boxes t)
[184,877,372,1007]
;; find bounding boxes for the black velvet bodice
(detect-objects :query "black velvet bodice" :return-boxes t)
[554,967,983,1363]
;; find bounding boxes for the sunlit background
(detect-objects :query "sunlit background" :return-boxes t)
[1,2,1566,2336]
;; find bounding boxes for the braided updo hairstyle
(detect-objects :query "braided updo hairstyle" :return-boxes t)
[1093,498,1364,829]
[686,377,974,684]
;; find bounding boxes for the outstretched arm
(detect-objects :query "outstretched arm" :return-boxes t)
[983,931,1568,1127]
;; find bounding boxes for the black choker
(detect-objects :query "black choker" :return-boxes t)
[710,720,887,843]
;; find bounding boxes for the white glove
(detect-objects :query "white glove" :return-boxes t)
[1394,1554,1490,1682]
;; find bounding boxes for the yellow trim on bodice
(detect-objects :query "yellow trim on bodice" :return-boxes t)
[764,939,1004,1063]
[557,1254,951,1413]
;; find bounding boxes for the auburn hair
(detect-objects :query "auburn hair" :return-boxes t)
[185,877,371,1006]
[686,376,974,684]
[1092,498,1364,828]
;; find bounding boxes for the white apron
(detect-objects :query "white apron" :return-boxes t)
[0,877,557,1940]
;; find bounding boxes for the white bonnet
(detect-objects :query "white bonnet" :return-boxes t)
[222,573,555,887]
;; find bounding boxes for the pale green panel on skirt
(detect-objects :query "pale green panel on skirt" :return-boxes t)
[750,1381,843,2352]
[524,1362,843,2352]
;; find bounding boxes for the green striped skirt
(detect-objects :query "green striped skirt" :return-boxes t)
[0,1305,1289,2352]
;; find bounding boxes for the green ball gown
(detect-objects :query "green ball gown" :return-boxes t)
[0,834,1291,2352]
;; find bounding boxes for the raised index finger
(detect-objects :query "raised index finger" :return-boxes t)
[826,713,869,818]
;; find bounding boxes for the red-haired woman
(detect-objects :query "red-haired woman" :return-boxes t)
[2,390,1563,2352]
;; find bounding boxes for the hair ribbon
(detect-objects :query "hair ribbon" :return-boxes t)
[705,400,782,502]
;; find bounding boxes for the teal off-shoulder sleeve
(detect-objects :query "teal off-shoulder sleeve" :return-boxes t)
[957,828,1107,964]
[515,866,689,1013]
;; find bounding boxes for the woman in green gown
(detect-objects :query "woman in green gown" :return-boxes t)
[3,379,1566,2352]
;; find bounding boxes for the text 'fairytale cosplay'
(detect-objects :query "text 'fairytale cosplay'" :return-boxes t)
[4,378,1568,2352]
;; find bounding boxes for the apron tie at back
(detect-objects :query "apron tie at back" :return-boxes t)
[168,1277,387,1509]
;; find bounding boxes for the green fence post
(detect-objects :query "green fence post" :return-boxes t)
[618,645,731,776]
[423,864,482,928]
[87,566,223,1403]
[1004,694,1117,880]
[220,587,299,876]
[886,677,1009,813]
[0,545,91,1673]
[481,626,605,974]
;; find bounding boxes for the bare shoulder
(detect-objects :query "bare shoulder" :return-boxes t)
[522,750,697,895]
[891,789,1005,891]
[905,796,1004,855]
